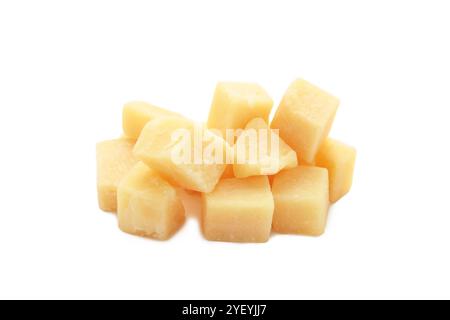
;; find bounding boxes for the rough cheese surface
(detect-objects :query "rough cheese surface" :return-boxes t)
[207,82,273,135]
[96,138,138,212]
[202,176,274,243]
[233,118,298,178]
[272,166,329,236]
[117,162,185,240]
[122,101,183,140]
[271,79,339,163]
[315,138,356,203]
[133,117,229,193]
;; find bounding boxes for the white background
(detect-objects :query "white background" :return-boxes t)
[0,0,449,300]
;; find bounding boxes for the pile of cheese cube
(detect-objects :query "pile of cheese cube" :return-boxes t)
[96,79,356,242]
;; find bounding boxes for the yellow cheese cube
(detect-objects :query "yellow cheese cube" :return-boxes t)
[272,166,329,236]
[268,158,312,186]
[202,176,274,243]
[117,162,185,240]
[233,118,298,178]
[271,79,339,163]
[122,101,183,140]
[315,138,356,203]
[207,82,273,135]
[96,138,138,212]
[133,117,229,193]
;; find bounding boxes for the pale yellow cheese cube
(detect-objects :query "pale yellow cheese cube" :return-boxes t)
[133,117,229,193]
[272,166,329,236]
[233,118,298,178]
[122,101,183,140]
[207,82,273,135]
[271,79,339,163]
[117,162,185,240]
[202,176,274,243]
[315,138,356,203]
[96,138,138,212]
[268,158,312,186]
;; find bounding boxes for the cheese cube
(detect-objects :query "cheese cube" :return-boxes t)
[96,138,138,212]
[122,101,183,140]
[315,138,356,203]
[268,158,312,186]
[272,166,329,236]
[271,79,339,163]
[207,82,273,135]
[133,117,229,193]
[233,118,298,178]
[117,162,185,240]
[201,176,274,243]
